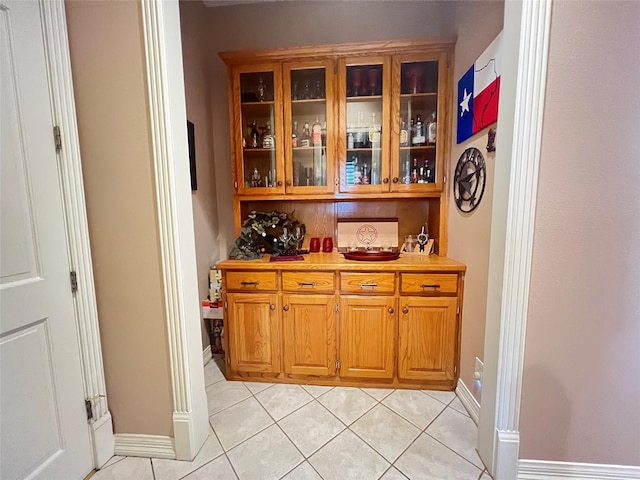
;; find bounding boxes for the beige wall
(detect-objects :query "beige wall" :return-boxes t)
[203,1,458,254]
[65,0,174,436]
[180,0,220,349]
[520,0,640,465]
[447,1,504,402]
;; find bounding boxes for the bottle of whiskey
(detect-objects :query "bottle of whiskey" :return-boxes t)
[400,119,409,147]
[262,123,274,148]
[362,163,370,185]
[413,114,425,146]
[425,159,433,183]
[411,158,419,183]
[300,122,311,147]
[427,111,437,144]
[250,121,259,148]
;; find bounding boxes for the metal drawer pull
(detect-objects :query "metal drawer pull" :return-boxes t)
[298,282,317,287]
[402,307,409,314]
[241,281,259,286]
[283,305,289,312]
[421,284,440,289]
[358,283,378,288]
[388,307,394,314]
[270,304,276,311]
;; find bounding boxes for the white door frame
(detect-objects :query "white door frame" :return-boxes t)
[43,0,208,464]
[39,0,113,468]
[476,0,552,479]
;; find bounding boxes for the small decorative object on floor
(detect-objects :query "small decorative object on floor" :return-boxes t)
[229,210,306,260]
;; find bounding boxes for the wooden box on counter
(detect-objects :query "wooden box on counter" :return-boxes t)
[216,253,465,391]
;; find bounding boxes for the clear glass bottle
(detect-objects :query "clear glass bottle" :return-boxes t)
[291,121,298,148]
[400,119,409,147]
[427,111,437,144]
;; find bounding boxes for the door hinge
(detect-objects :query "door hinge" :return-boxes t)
[53,126,62,152]
[443,175,447,184]
[85,398,93,421]
[70,271,78,294]
[334,177,339,186]
[335,304,339,312]
[457,304,460,315]
[336,360,341,370]
[454,365,457,374]
[224,301,228,309]
[234,181,238,189]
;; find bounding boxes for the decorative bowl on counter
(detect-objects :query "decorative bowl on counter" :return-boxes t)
[342,251,401,261]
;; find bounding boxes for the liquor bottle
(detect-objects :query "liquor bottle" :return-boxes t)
[418,165,425,184]
[400,119,409,147]
[427,111,437,144]
[250,121,259,148]
[300,122,311,147]
[409,118,415,146]
[292,121,298,148]
[320,147,327,185]
[353,157,362,185]
[425,159,433,183]
[347,131,354,149]
[362,163,370,185]
[413,114,425,146]
[411,158,419,183]
[262,123,274,148]
[257,77,266,102]
[312,116,322,146]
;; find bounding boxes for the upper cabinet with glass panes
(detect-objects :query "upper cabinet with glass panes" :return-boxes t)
[221,42,452,199]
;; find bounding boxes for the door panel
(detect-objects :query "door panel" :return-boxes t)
[0,2,93,479]
[282,294,336,376]
[227,293,281,373]
[339,296,395,379]
[398,297,457,382]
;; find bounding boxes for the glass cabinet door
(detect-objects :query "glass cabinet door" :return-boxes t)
[338,57,390,193]
[283,61,335,194]
[234,65,284,195]
[391,56,442,192]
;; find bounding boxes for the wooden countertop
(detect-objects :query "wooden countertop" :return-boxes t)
[216,252,466,273]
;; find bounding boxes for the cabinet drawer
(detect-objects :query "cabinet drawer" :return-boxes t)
[340,273,395,294]
[401,273,458,295]
[282,272,335,292]
[226,271,277,291]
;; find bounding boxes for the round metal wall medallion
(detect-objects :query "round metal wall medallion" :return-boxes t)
[453,147,486,213]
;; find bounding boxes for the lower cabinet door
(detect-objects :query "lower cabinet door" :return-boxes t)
[339,296,396,379]
[227,292,281,373]
[282,294,336,377]
[398,296,457,382]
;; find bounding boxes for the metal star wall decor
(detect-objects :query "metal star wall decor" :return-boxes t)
[454,147,486,213]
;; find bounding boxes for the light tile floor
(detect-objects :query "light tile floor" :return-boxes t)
[93,357,492,480]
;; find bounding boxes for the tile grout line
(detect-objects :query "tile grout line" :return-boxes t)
[424,431,484,474]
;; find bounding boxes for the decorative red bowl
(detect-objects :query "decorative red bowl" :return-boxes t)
[342,251,401,261]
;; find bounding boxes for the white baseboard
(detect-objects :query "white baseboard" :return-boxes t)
[203,344,212,365]
[518,459,640,479]
[113,434,176,459]
[91,412,114,468]
[455,379,480,425]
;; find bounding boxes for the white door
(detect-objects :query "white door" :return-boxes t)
[0,1,93,479]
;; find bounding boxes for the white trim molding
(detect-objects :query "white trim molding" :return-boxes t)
[518,459,640,480]
[203,345,212,365]
[490,0,552,478]
[113,434,176,460]
[456,380,480,425]
[39,0,113,468]
[140,0,208,461]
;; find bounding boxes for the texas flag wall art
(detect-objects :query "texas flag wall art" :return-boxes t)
[457,32,503,144]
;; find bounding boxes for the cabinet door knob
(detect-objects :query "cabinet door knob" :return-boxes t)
[392,177,399,183]
[388,307,395,314]
[270,304,276,311]
[383,178,389,184]
[283,305,289,312]
[277,180,283,187]
[286,179,292,186]
[402,306,409,314]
